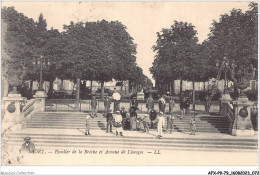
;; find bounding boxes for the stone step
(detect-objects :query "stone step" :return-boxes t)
[3,134,257,152]
[25,126,229,133]
[26,120,230,125]
[25,125,229,130]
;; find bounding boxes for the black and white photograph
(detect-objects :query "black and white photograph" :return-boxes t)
[1,1,258,173]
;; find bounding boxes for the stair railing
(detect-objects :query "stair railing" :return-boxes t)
[226,102,235,134]
[22,99,37,119]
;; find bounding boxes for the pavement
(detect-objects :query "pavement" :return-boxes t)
[16,126,258,140]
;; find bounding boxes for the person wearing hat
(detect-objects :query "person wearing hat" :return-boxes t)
[85,113,91,135]
[149,107,157,129]
[91,96,97,117]
[20,137,35,153]
[158,95,166,113]
[106,109,113,133]
[104,96,111,115]
[157,111,165,139]
[131,96,139,111]
[114,110,123,136]
[120,106,127,130]
[142,114,150,132]
[166,97,175,134]
[146,94,154,113]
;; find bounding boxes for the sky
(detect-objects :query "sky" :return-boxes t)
[2,1,252,84]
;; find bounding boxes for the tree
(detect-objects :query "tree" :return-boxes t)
[62,20,138,100]
[150,21,200,95]
[2,7,39,95]
[207,2,258,79]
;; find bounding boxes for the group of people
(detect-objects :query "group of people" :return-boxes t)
[86,93,196,138]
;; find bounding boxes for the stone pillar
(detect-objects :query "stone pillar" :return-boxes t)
[33,91,47,112]
[219,94,232,116]
[231,97,254,136]
[2,94,26,122]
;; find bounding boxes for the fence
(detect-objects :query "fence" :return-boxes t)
[45,99,173,113]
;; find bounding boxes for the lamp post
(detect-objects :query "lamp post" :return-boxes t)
[33,55,50,91]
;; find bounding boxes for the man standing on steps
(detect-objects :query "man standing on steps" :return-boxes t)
[146,94,154,113]
[91,96,97,117]
[159,95,166,113]
[120,106,127,130]
[104,96,111,115]
[149,107,157,129]
[131,96,139,111]
[106,109,113,133]
[166,97,175,133]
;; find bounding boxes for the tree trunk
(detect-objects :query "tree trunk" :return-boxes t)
[192,80,195,111]
[203,81,206,91]
[180,77,183,96]
[48,79,54,98]
[172,80,175,95]
[60,79,63,90]
[125,81,127,94]
[90,80,93,94]
[121,81,123,91]
[75,78,80,109]
[101,81,104,100]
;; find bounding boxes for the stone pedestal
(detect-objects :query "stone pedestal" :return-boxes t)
[2,94,26,122]
[219,94,232,116]
[231,97,255,136]
[33,91,48,112]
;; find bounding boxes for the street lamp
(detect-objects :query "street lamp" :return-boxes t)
[33,55,51,91]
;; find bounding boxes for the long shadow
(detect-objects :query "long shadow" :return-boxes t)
[96,116,106,130]
[199,115,230,134]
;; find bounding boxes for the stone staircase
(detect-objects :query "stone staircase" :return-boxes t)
[25,112,230,133]
[2,112,257,152]
[3,131,258,152]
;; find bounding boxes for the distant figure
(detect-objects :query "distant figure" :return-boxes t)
[120,106,127,130]
[131,97,139,111]
[112,88,121,112]
[114,110,123,136]
[180,95,186,119]
[20,137,35,153]
[130,108,137,131]
[142,114,150,132]
[149,107,157,129]
[104,96,111,115]
[91,96,97,117]
[185,96,191,116]
[189,116,196,135]
[158,95,166,113]
[204,95,210,114]
[157,111,165,139]
[167,97,175,133]
[146,94,154,113]
[85,113,91,135]
[106,109,113,133]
